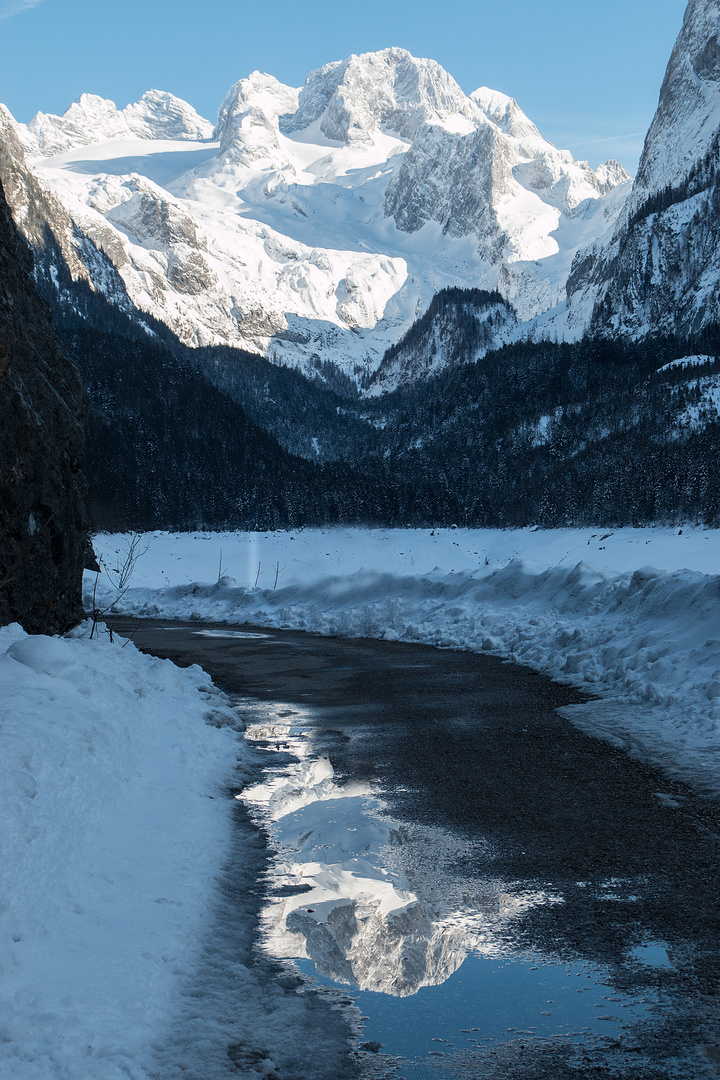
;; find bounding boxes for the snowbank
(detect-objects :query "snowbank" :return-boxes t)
[90,525,720,589]
[91,526,720,795]
[0,622,243,1079]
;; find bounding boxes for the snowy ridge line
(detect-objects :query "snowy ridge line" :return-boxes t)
[10,47,631,380]
[101,554,720,796]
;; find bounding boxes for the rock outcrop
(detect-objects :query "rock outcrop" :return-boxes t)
[0,178,92,633]
[567,0,720,338]
[0,104,137,318]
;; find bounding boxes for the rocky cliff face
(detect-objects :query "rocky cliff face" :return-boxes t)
[277,48,476,143]
[567,0,720,338]
[635,0,720,196]
[0,179,92,633]
[0,105,138,320]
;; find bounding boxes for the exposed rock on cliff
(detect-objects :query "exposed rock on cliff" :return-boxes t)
[0,179,92,633]
[0,105,138,319]
[567,0,720,338]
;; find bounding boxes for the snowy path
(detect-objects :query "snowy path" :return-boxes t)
[0,622,357,1080]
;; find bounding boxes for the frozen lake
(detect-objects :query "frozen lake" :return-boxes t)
[109,617,720,1079]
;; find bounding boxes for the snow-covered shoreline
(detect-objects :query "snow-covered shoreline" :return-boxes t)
[0,621,247,1078]
[4,523,720,1075]
[91,526,720,796]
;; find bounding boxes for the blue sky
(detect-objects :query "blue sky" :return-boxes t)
[0,0,688,173]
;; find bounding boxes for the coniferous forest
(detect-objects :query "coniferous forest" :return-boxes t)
[53,283,720,532]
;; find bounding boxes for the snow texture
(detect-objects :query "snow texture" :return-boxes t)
[0,623,241,1077]
[0,623,354,1079]
[91,526,720,797]
[11,49,630,382]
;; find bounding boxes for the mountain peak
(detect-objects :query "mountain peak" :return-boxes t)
[214,72,299,156]
[122,90,213,142]
[595,158,632,191]
[470,87,542,142]
[278,48,475,143]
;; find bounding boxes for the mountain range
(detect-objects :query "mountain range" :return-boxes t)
[1,0,718,530]
[5,48,630,387]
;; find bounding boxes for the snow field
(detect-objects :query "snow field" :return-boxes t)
[91,525,720,795]
[0,622,245,1079]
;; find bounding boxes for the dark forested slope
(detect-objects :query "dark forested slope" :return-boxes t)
[59,309,377,531]
[53,287,720,531]
[0,180,92,631]
[359,327,720,527]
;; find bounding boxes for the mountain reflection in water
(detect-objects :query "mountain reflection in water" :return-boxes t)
[241,706,554,997]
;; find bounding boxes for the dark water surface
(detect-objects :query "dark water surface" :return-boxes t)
[108,617,720,1079]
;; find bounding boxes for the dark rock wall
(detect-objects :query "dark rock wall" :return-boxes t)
[0,178,92,633]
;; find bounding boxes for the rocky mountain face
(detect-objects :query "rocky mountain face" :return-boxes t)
[276,50,476,143]
[567,0,720,338]
[0,105,140,320]
[0,178,92,633]
[5,49,629,386]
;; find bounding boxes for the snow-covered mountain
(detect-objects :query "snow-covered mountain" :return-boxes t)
[0,104,138,318]
[6,49,630,384]
[21,91,214,157]
[566,0,720,337]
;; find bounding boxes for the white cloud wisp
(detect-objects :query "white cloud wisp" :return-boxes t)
[0,0,44,22]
